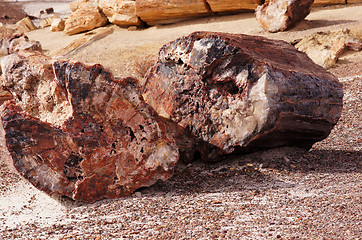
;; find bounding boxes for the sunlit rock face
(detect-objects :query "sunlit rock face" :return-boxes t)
[0,51,179,202]
[142,31,343,161]
[255,0,314,33]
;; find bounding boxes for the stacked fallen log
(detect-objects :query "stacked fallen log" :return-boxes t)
[0,32,343,201]
[142,31,344,161]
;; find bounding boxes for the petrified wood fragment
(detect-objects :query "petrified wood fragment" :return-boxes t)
[0,51,180,202]
[142,31,343,161]
[255,0,314,33]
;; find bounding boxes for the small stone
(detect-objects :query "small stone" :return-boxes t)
[127,26,138,31]
[51,18,65,32]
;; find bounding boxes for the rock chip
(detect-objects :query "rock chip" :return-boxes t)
[255,0,314,33]
[135,0,209,25]
[142,31,343,161]
[0,51,180,202]
[51,18,65,32]
[64,2,108,35]
[99,0,141,26]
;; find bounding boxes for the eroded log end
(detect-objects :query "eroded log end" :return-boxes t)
[0,51,179,202]
[142,31,343,161]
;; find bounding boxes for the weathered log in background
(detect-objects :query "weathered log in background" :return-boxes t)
[142,31,343,161]
[255,0,315,33]
[0,51,180,202]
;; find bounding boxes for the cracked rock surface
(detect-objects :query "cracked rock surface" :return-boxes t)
[142,31,343,161]
[0,51,179,202]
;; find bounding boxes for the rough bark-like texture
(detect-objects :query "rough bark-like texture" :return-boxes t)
[255,0,314,33]
[207,0,262,13]
[99,0,141,26]
[142,31,343,161]
[0,51,180,202]
[64,2,108,35]
[135,0,209,25]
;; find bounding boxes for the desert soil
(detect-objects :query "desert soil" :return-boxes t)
[0,2,361,239]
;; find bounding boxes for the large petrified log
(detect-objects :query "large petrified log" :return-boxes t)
[255,0,314,33]
[0,51,180,202]
[135,0,210,25]
[142,31,343,161]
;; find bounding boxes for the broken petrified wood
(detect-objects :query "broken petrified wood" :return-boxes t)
[255,0,314,32]
[0,51,180,202]
[142,31,343,161]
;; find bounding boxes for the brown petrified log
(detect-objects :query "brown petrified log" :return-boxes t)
[255,0,314,33]
[142,31,343,161]
[0,51,180,202]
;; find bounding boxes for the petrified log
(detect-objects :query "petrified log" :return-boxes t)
[50,27,114,57]
[64,2,108,35]
[142,31,343,161]
[207,0,262,13]
[295,28,362,68]
[0,51,180,202]
[99,0,141,26]
[313,0,345,5]
[135,0,210,25]
[16,17,37,33]
[255,0,314,33]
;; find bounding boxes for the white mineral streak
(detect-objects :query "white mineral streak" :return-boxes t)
[144,142,178,173]
[209,73,270,149]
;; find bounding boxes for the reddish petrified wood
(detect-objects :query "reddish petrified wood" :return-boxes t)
[255,0,314,33]
[0,51,180,202]
[142,31,343,161]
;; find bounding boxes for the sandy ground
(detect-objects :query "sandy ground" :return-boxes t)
[0,2,361,239]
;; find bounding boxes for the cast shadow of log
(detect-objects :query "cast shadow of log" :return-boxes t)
[139,147,361,197]
[290,19,356,32]
[47,147,360,208]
